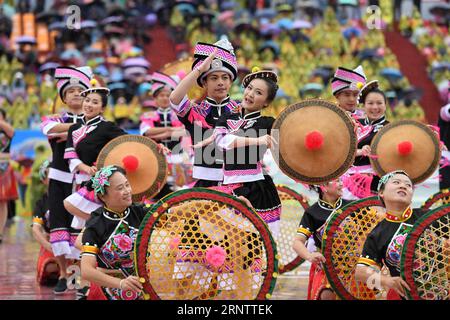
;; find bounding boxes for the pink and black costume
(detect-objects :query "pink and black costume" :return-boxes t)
[170,39,240,187]
[63,115,126,229]
[39,66,92,258]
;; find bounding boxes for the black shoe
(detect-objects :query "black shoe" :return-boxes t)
[53,278,68,295]
[76,286,90,300]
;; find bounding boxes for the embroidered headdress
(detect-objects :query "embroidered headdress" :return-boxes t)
[359,80,380,104]
[54,66,93,101]
[91,165,119,196]
[192,38,238,87]
[151,71,180,96]
[242,66,278,88]
[377,170,411,192]
[331,65,367,96]
[80,77,110,97]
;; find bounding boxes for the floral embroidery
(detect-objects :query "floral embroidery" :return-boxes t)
[385,223,413,271]
[100,220,138,275]
[91,166,118,195]
[113,233,133,252]
[100,220,142,300]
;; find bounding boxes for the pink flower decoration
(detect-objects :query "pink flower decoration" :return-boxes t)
[169,236,181,250]
[396,234,406,245]
[206,246,226,268]
[113,234,133,252]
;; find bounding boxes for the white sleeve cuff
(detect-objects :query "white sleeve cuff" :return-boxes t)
[42,121,59,136]
[69,159,82,173]
[170,95,189,113]
[139,124,151,136]
[216,134,238,151]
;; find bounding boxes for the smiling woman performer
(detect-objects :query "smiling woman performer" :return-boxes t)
[63,79,126,229]
[342,81,390,200]
[354,170,426,300]
[79,166,147,300]
[211,67,281,236]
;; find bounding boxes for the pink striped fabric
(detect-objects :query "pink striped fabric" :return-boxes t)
[194,43,237,71]
[334,67,366,84]
[152,72,178,90]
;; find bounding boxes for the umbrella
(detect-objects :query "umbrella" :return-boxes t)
[39,62,60,73]
[277,18,293,30]
[276,3,294,13]
[300,83,324,98]
[292,19,313,30]
[221,1,236,11]
[218,10,234,22]
[380,68,403,81]
[298,1,323,15]
[80,20,97,29]
[175,3,197,15]
[101,15,124,25]
[338,0,358,6]
[36,10,61,22]
[84,46,102,55]
[255,8,277,20]
[431,61,450,74]
[48,21,66,31]
[260,23,281,36]
[0,4,14,18]
[399,86,423,101]
[429,4,450,17]
[138,82,152,96]
[259,40,280,58]
[342,26,362,40]
[15,35,36,45]
[108,81,127,92]
[104,25,125,35]
[60,48,82,61]
[94,65,109,77]
[311,66,334,83]
[276,88,290,99]
[358,48,381,62]
[122,57,150,69]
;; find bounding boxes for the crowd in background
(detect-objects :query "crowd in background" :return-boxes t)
[0,0,448,218]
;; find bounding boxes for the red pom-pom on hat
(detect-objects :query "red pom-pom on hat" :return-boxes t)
[122,155,139,172]
[397,141,413,156]
[305,131,324,151]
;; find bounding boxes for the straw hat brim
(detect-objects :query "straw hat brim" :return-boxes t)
[96,135,168,201]
[271,99,357,184]
[370,120,441,183]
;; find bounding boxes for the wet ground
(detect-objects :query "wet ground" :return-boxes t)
[0,216,309,300]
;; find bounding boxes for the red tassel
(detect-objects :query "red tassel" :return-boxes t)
[304,131,324,151]
[122,155,139,172]
[397,141,413,156]
[188,108,212,129]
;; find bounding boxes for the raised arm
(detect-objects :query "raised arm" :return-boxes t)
[169,48,218,105]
